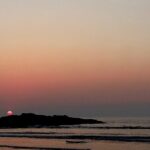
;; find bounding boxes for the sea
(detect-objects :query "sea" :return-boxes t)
[0,117,149,150]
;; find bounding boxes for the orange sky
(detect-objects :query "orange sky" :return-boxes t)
[0,0,150,116]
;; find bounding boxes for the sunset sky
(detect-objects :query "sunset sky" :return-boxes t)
[0,0,150,117]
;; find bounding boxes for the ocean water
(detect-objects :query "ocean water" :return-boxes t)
[0,117,149,150]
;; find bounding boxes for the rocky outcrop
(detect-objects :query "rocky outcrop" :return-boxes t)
[0,113,104,128]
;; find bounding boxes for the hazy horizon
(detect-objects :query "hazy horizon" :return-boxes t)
[0,0,150,117]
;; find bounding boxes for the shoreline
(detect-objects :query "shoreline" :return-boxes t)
[0,145,90,150]
[0,134,149,143]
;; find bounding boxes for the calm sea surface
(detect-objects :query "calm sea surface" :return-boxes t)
[0,117,149,150]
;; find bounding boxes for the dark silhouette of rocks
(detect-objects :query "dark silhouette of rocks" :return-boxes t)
[0,113,104,128]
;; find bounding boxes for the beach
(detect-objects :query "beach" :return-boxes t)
[0,117,149,150]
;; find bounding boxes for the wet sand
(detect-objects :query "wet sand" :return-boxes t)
[0,137,149,150]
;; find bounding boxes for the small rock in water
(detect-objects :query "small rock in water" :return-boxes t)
[66,140,88,144]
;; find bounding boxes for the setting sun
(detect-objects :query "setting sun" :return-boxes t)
[7,111,13,116]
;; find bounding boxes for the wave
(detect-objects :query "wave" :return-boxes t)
[1,126,150,130]
[37,125,150,130]
[78,126,150,129]
[0,134,150,143]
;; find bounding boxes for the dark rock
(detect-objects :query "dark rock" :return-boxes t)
[0,113,104,128]
[66,140,88,144]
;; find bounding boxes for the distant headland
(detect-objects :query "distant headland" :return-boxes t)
[0,113,104,128]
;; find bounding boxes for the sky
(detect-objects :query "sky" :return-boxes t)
[0,0,150,117]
